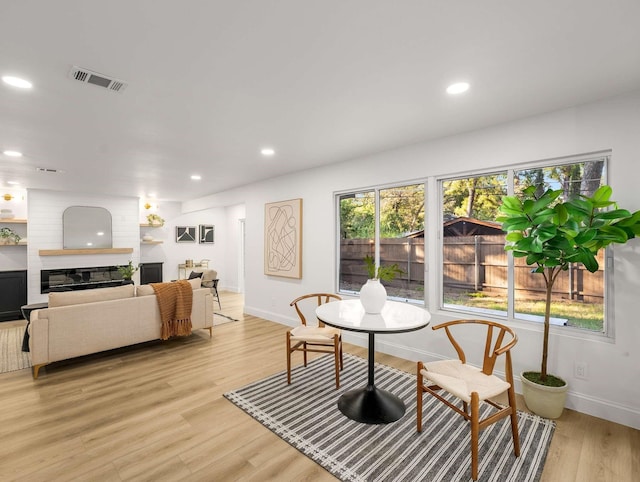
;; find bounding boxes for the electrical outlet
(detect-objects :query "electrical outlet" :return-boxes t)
[574,362,588,380]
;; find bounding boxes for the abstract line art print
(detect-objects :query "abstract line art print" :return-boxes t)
[264,198,302,278]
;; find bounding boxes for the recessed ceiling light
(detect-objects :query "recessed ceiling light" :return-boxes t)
[191,175,201,181]
[2,76,33,89]
[7,181,20,185]
[3,150,23,157]
[446,82,470,95]
[261,148,275,157]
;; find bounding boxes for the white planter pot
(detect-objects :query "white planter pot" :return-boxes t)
[520,372,568,419]
[359,279,387,314]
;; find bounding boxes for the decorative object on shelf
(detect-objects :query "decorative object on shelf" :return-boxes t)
[3,194,13,201]
[142,234,154,242]
[1,208,14,219]
[264,198,303,279]
[146,213,165,226]
[176,226,196,242]
[199,224,215,244]
[360,255,404,314]
[0,227,21,245]
[117,260,140,280]
[499,184,640,419]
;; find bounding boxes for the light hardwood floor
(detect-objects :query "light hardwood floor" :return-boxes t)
[0,291,638,481]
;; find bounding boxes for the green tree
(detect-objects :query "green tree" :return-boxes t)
[442,175,506,221]
[340,193,375,239]
[380,184,424,237]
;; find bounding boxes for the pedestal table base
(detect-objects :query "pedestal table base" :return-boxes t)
[338,386,405,424]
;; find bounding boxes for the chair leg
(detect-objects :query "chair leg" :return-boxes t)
[339,338,344,370]
[508,385,521,457]
[333,334,340,389]
[286,331,292,385]
[303,342,308,367]
[416,361,424,432]
[471,392,480,481]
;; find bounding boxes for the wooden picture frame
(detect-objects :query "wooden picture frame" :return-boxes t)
[264,198,302,279]
[176,226,196,242]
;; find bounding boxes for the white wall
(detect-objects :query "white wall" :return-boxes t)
[139,201,227,284]
[27,190,141,303]
[184,89,640,429]
[221,203,246,293]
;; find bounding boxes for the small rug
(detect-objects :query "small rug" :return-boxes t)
[0,326,31,374]
[224,354,555,482]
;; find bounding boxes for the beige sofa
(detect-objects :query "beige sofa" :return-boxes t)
[28,280,214,378]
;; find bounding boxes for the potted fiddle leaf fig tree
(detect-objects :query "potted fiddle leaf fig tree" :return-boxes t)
[498,185,640,418]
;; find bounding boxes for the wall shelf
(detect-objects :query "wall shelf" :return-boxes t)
[0,240,27,246]
[0,218,27,224]
[140,223,163,228]
[39,248,134,256]
[141,240,163,245]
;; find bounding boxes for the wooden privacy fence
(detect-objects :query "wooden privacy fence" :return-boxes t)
[340,238,423,291]
[340,235,603,302]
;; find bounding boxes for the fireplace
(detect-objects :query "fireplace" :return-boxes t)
[41,266,126,294]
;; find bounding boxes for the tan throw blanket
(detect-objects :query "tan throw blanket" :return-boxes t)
[151,280,193,340]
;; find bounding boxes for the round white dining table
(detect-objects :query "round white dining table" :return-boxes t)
[315,299,431,424]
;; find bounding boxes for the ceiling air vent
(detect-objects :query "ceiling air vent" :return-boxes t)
[68,66,128,93]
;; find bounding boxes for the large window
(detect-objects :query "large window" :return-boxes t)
[441,155,608,333]
[338,184,425,302]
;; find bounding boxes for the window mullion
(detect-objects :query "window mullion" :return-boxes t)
[506,169,515,320]
[374,188,381,267]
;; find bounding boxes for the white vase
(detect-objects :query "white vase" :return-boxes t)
[360,279,387,314]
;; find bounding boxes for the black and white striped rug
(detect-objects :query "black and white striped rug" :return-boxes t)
[224,354,555,481]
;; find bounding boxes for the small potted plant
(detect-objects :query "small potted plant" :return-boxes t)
[360,255,404,313]
[0,227,21,245]
[498,185,640,418]
[146,213,165,226]
[118,260,140,282]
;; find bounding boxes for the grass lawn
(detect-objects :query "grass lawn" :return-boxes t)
[444,291,603,331]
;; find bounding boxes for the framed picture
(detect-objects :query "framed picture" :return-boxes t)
[199,225,215,244]
[176,226,196,242]
[264,198,302,279]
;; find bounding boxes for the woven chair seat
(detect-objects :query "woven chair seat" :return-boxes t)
[290,325,341,343]
[421,359,510,404]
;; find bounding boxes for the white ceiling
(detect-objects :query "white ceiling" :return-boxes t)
[1,1,640,203]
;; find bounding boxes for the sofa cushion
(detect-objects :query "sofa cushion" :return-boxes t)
[136,284,155,296]
[137,279,202,296]
[188,271,203,279]
[48,284,135,307]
